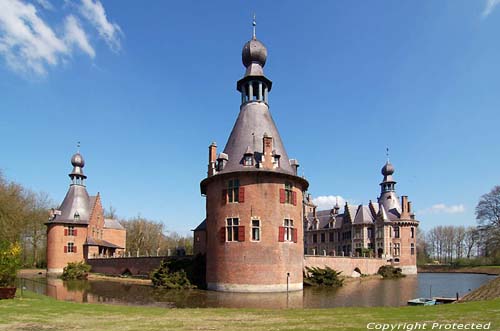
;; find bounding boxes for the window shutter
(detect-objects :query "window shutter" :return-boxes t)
[221,189,227,205]
[219,227,226,243]
[64,245,67,253]
[292,191,297,206]
[293,228,298,243]
[238,226,245,242]
[239,187,245,203]
[74,229,78,236]
[278,226,285,242]
[279,188,286,204]
[74,246,77,253]
[64,228,68,236]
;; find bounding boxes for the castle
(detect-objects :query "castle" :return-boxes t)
[45,152,126,274]
[45,21,419,289]
[303,160,419,275]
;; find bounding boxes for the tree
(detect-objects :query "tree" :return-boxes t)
[463,226,479,259]
[476,186,500,257]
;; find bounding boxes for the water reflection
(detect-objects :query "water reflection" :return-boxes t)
[21,273,495,309]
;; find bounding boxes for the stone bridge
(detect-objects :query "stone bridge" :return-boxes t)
[304,255,387,277]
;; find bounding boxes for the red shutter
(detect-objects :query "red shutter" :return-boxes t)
[292,191,297,206]
[238,226,245,242]
[278,226,285,242]
[293,228,298,243]
[74,246,77,253]
[239,187,245,203]
[279,188,286,204]
[64,245,67,253]
[222,189,227,205]
[74,229,78,236]
[64,228,68,236]
[219,227,226,243]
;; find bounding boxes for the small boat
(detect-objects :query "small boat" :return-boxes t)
[407,298,436,306]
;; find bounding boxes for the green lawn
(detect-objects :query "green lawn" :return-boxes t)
[0,291,499,331]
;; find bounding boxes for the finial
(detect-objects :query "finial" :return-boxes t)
[77,141,81,153]
[252,13,256,39]
[386,147,390,162]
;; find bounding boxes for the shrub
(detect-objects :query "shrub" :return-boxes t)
[0,241,22,287]
[151,260,195,289]
[304,266,344,287]
[61,261,91,280]
[377,265,405,278]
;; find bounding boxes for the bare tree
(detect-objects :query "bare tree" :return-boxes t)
[476,186,500,257]
[464,226,479,259]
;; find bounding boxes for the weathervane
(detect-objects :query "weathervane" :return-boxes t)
[252,13,256,39]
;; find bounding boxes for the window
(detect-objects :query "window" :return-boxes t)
[411,227,415,239]
[273,155,280,167]
[251,219,260,241]
[312,234,317,243]
[320,233,325,243]
[394,226,400,239]
[244,155,253,166]
[329,232,334,242]
[367,228,373,238]
[280,182,296,205]
[355,229,361,239]
[284,219,294,242]
[228,179,240,203]
[65,226,77,236]
[411,243,415,255]
[285,182,293,204]
[226,218,239,242]
[66,242,75,253]
[394,243,400,256]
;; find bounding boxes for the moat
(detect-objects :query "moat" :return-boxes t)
[21,273,495,309]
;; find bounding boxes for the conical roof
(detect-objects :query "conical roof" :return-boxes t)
[218,102,295,175]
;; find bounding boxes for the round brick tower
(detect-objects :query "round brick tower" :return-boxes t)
[200,20,309,292]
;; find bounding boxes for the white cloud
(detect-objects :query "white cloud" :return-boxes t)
[35,0,52,10]
[64,15,95,58]
[482,0,500,18]
[419,203,465,215]
[0,0,121,76]
[0,0,68,75]
[79,0,121,51]
[312,195,347,210]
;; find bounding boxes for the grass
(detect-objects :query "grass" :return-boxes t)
[0,291,499,331]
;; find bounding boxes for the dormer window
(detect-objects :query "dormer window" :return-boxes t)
[272,152,280,167]
[244,155,253,166]
[74,212,80,222]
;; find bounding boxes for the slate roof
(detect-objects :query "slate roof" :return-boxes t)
[193,219,207,231]
[104,218,125,230]
[84,237,123,249]
[48,185,92,225]
[219,102,295,176]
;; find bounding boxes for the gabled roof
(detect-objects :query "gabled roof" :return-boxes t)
[193,219,207,231]
[104,218,125,230]
[353,205,374,224]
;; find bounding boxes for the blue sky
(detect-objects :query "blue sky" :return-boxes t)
[0,0,499,235]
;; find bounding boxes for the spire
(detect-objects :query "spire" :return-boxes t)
[252,13,256,40]
[386,147,389,162]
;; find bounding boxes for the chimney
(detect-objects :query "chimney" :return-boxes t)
[290,159,299,175]
[401,196,409,219]
[262,133,273,169]
[208,142,217,176]
[408,201,412,214]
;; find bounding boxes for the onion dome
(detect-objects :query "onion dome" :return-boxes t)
[71,153,85,168]
[381,161,394,176]
[242,38,267,68]
[69,151,86,180]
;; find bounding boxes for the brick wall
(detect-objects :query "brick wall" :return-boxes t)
[86,256,192,276]
[304,256,387,276]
